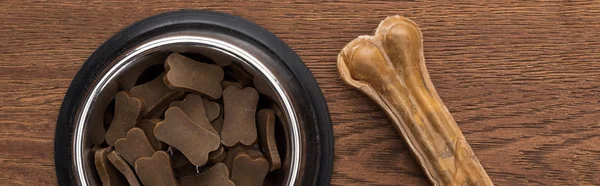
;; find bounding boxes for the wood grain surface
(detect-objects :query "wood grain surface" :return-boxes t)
[0,1,599,185]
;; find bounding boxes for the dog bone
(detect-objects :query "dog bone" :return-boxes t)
[231,152,269,186]
[203,99,221,122]
[130,73,184,118]
[257,109,281,171]
[137,119,165,150]
[223,145,264,171]
[135,151,178,186]
[337,15,492,186]
[164,53,224,99]
[98,98,115,145]
[105,91,143,146]
[169,94,217,134]
[114,128,155,166]
[221,86,259,147]
[94,147,127,186]
[107,151,141,186]
[272,104,291,165]
[178,163,235,186]
[154,107,220,166]
[208,146,226,163]
[211,116,224,134]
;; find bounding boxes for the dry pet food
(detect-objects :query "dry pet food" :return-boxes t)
[135,151,178,186]
[95,147,127,186]
[114,128,155,165]
[137,119,165,150]
[221,86,259,147]
[178,163,235,186]
[154,107,220,166]
[130,73,183,118]
[93,52,286,186]
[107,151,141,186]
[164,53,224,99]
[105,91,143,146]
[231,152,269,186]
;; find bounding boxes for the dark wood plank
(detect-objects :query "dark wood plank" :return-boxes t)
[1,1,599,185]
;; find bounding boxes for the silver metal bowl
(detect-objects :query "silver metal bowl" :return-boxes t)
[55,10,333,186]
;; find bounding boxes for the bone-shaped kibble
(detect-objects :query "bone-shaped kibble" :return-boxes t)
[114,128,155,166]
[221,86,259,147]
[130,73,184,118]
[337,15,493,186]
[135,151,178,186]
[105,91,143,146]
[272,104,291,164]
[257,109,281,171]
[137,119,165,150]
[169,94,217,135]
[231,152,269,186]
[178,163,235,186]
[223,145,264,171]
[208,146,226,163]
[164,53,224,99]
[211,116,224,134]
[94,147,127,186]
[203,99,221,122]
[154,107,220,166]
[107,151,141,186]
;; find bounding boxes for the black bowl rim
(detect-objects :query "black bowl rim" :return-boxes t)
[54,10,333,186]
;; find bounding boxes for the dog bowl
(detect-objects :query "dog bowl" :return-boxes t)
[55,10,333,185]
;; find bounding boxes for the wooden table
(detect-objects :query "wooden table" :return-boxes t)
[1,1,599,185]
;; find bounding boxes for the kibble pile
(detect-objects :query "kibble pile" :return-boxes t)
[93,53,284,186]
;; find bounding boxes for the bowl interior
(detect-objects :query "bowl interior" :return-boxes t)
[75,32,303,185]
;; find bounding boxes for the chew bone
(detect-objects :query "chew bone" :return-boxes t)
[154,107,220,166]
[169,94,217,134]
[231,152,269,186]
[130,73,183,118]
[221,86,259,147]
[105,91,143,146]
[257,109,281,171]
[137,119,165,150]
[211,116,224,134]
[208,146,226,163]
[178,163,235,186]
[107,151,141,186]
[203,99,221,122]
[114,128,155,166]
[135,151,178,186]
[337,15,492,186]
[94,147,127,186]
[223,145,264,171]
[164,53,224,99]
